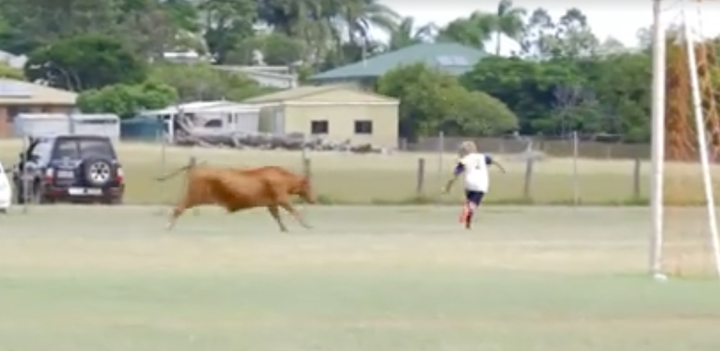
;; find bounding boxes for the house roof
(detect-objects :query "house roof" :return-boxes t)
[242,85,397,104]
[17,113,119,120]
[143,101,258,115]
[242,85,339,103]
[308,43,486,82]
[0,78,77,105]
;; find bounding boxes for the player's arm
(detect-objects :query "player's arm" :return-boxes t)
[486,155,506,173]
[442,162,465,193]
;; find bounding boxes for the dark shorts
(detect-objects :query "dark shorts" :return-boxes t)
[465,190,486,206]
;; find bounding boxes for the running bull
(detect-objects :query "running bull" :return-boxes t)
[157,164,315,231]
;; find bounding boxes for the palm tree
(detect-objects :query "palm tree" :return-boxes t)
[255,0,336,64]
[339,0,400,45]
[387,17,436,51]
[493,0,526,55]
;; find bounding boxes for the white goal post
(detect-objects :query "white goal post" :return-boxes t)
[649,0,720,278]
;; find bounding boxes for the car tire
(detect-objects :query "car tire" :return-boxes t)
[82,158,115,187]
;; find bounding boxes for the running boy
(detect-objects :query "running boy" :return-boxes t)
[442,141,505,229]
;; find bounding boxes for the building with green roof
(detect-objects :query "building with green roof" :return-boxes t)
[308,42,486,86]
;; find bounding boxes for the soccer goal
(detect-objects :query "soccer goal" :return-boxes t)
[650,0,720,278]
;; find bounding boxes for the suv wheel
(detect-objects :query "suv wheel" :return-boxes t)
[83,158,114,187]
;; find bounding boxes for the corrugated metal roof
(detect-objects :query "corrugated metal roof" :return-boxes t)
[16,113,119,120]
[242,86,340,103]
[242,84,396,104]
[308,43,486,81]
[142,101,257,115]
[0,78,77,104]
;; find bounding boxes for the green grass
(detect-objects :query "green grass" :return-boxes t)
[0,206,719,351]
[1,139,717,205]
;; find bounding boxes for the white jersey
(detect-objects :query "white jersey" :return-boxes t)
[456,153,492,192]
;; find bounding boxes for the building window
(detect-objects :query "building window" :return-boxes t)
[354,120,373,134]
[311,120,328,134]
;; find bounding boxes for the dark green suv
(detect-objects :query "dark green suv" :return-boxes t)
[13,135,125,204]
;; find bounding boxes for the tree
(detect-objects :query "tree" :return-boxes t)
[548,84,602,135]
[635,26,652,52]
[0,9,7,38]
[387,17,435,51]
[149,62,276,101]
[161,0,201,33]
[200,0,257,63]
[256,0,335,65]
[0,0,185,58]
[596,37,627,56]
[77,80,178,119]
[436,12,494,50]
[117,0,181,58]
[461,56,587,134]
[552,8,599,59]
[377,63,517,139]
[228,33,305,66]
[519,8,556,59]
[443,87,518,136]
[492,0,526,56]
[340,0,400,46]
[24,35,147,91]
[584,52,652,141]
[0,0,123,46]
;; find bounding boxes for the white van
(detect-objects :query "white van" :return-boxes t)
[0,160,12,213]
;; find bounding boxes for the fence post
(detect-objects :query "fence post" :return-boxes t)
[416,158,426,195]
[633,158,642,200]
[20,137,29,214]
[158,125,168,210]
[67,113,73,135]
[523,157,534,201]
[572,131,579,206]
[437,131,444,189]
[188,156,199,216]
[302,157,312,181]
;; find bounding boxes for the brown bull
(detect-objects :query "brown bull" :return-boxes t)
[157,164,315,232]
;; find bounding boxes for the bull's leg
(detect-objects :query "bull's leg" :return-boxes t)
[267,205,288,232]
[277,201,312,229]
[166,203,188,231]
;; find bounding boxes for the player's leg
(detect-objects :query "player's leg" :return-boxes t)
[463,191,485,229]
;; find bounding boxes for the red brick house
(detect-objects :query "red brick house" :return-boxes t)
[0,78,77,137]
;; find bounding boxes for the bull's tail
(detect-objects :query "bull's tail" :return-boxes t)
[156,161,207,182]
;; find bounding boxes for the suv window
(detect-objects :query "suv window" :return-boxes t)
[52,138,116,159]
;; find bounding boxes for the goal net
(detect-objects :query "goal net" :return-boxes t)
[653,0,720,278]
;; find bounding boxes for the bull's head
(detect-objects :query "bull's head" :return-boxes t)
[297,176,316,204]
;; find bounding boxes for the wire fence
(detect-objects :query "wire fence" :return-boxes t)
[401,132,645,206]
[6,128,651,213]
[404,134,649,160]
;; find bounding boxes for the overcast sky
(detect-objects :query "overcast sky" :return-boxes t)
[378,0,720,52]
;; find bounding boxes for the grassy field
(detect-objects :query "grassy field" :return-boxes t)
[1,139,718,205]
[0,205,719,351]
